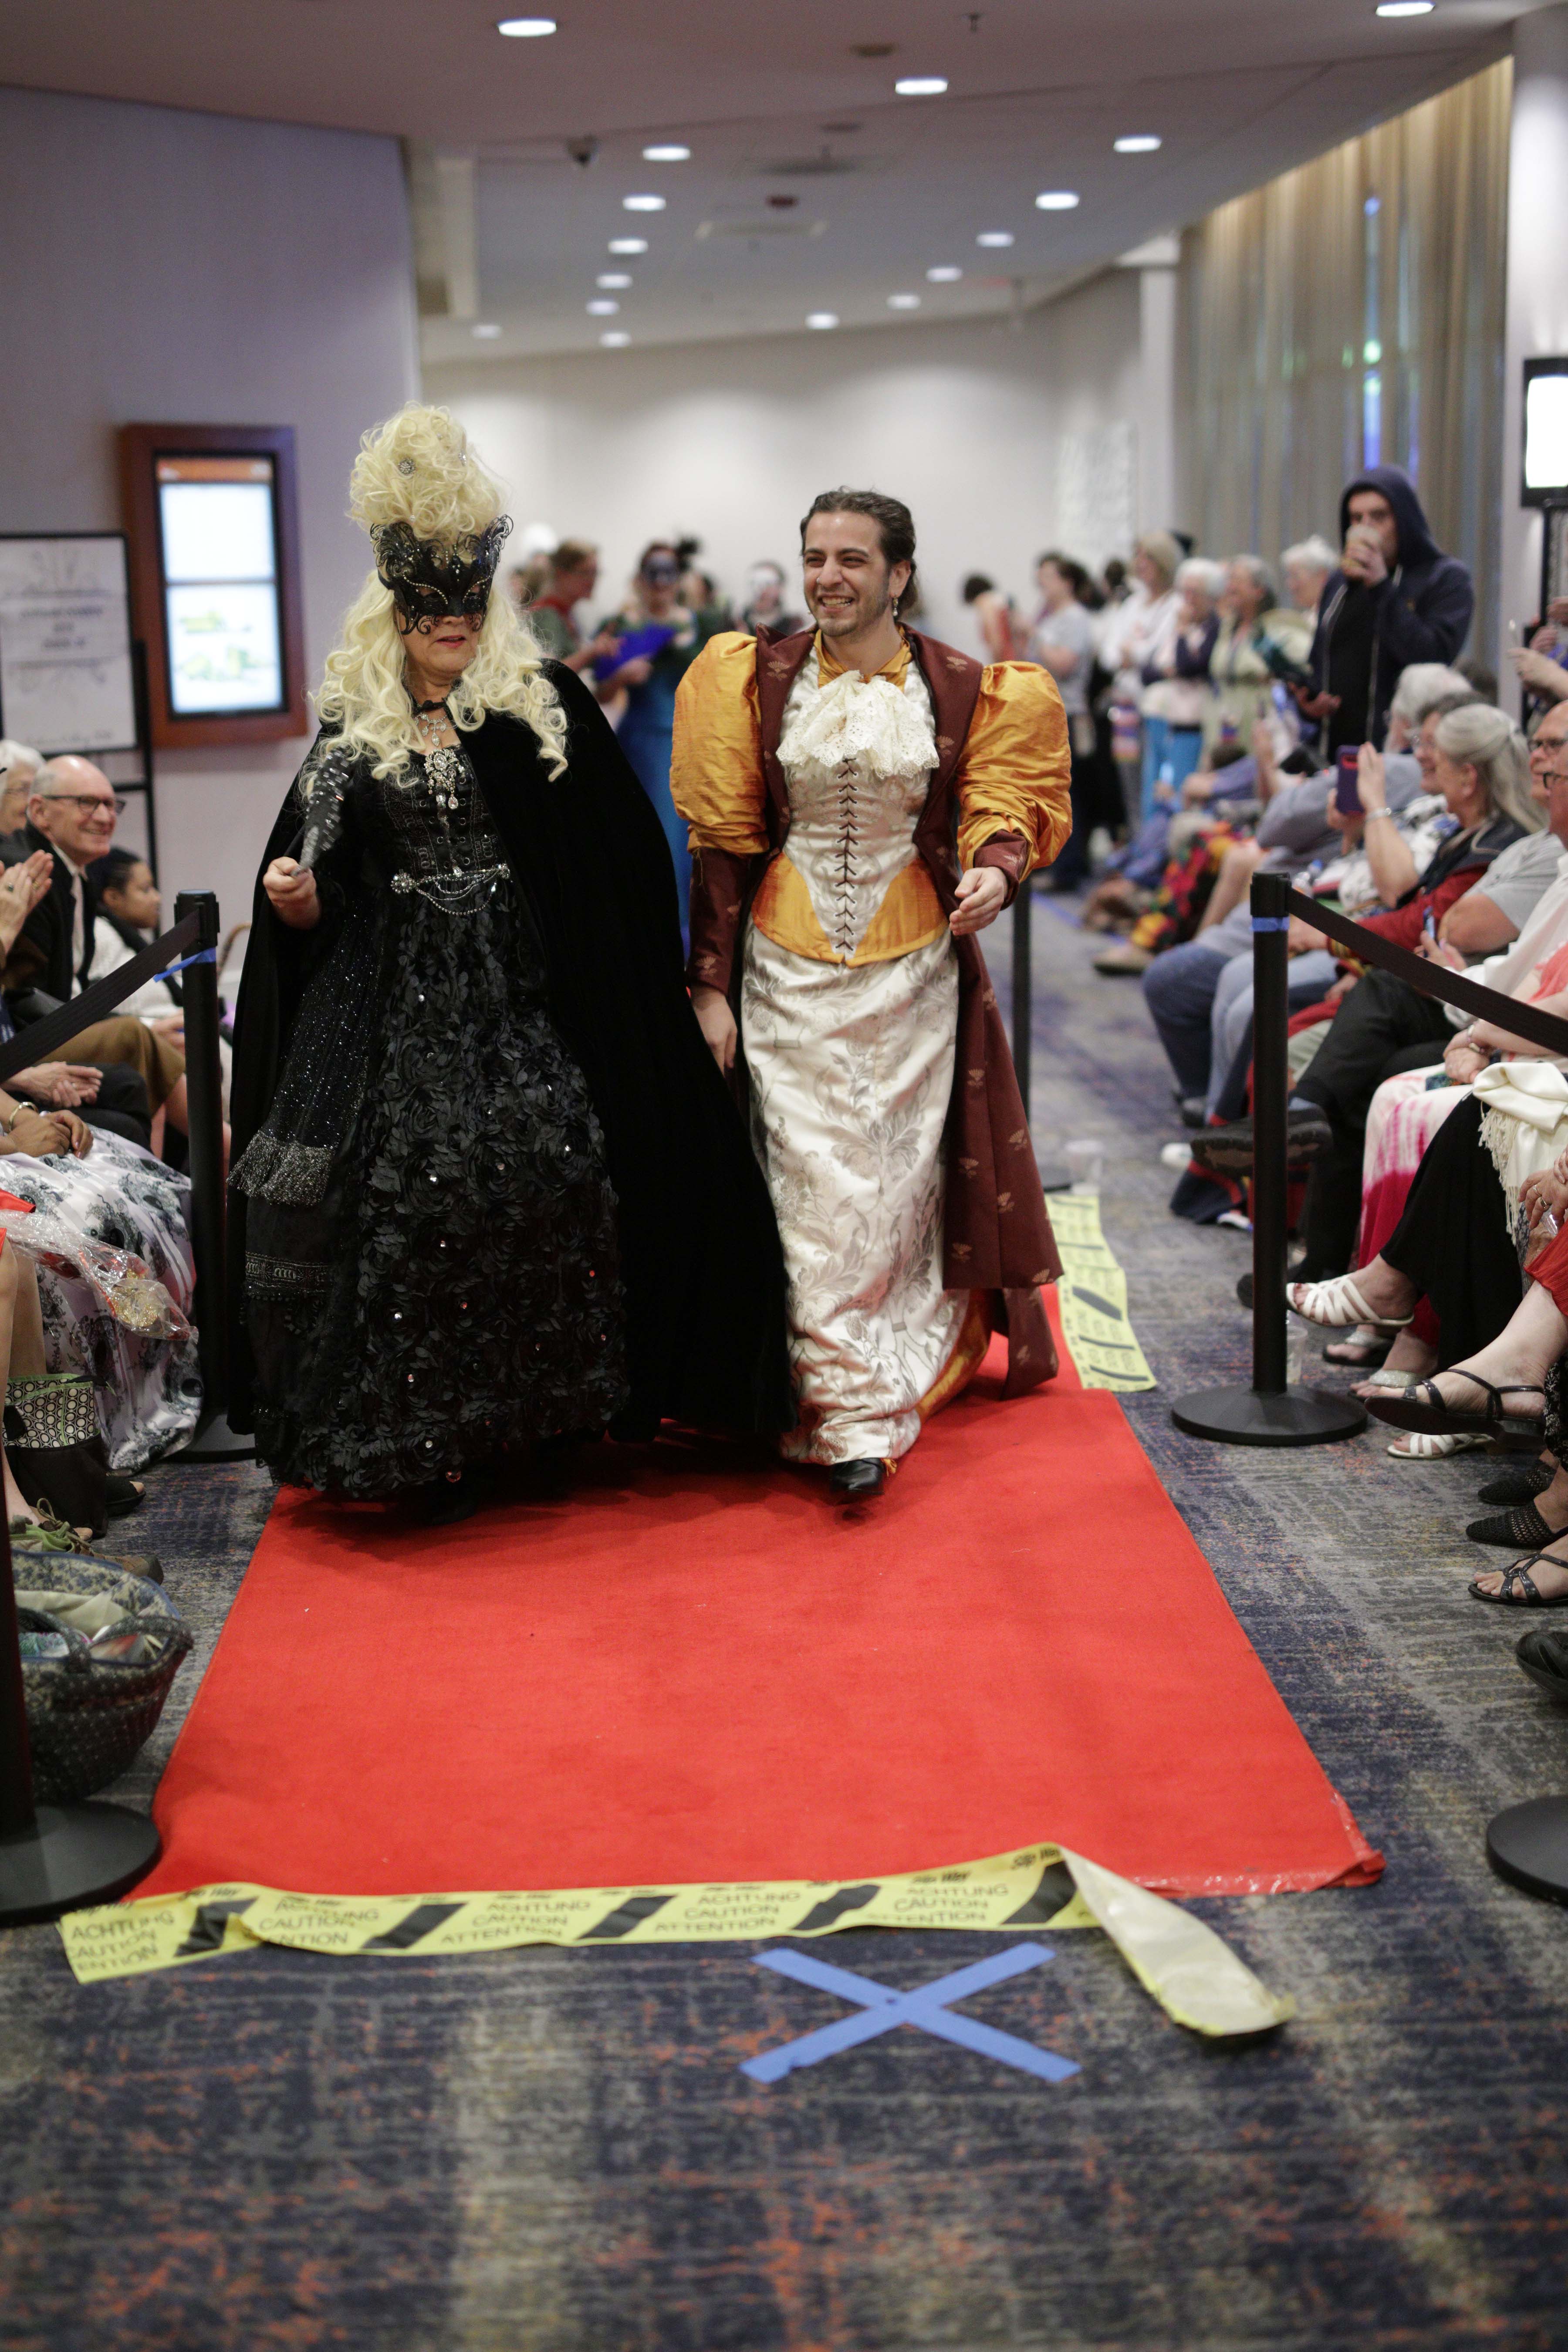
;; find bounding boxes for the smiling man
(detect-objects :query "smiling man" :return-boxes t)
[672,487,1071,1499]
[0,755,186,1146]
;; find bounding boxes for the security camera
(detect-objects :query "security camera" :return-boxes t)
[566,136,599,169]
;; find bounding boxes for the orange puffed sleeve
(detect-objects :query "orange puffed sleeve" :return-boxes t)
[671,632,770,856]
[955,661,1073,876]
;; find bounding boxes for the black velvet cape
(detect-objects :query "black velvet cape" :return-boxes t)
[226,661,794,1443]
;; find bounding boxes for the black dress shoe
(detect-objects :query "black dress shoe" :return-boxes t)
[1516,1628,1568,1700]
[1190,1105,1333,1177]
[828,1458,887,1501]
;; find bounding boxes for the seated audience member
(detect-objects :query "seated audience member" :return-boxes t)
[1276,706,1568,1391]
[0,1069,198,1509]
[1141,664,1475,1122]
[524,541,619,676]
[1358,1182,1568,1601]
[1203,558,1313,755]
[1282,705,1536,1277]
[1,757,189,1150]
[0,740,42,835]
[89,847,234,1126]
[1297,466,1474,757]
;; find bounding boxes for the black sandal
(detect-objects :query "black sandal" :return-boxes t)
[1468,1551,1568,1608]
[1477,1460,1555,1508]
[1466,1499,1568,1549]
[1366,1373,1545,1441]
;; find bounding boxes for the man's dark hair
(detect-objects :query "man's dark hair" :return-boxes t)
[962,573,994,603]
[800,487,919,615]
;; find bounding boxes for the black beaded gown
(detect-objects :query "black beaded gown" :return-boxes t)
[233,743,627,1495]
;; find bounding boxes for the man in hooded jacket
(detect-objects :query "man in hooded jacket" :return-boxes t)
[1301,465,1474,754]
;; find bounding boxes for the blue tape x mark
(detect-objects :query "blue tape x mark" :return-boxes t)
[739,1941,1080,2085]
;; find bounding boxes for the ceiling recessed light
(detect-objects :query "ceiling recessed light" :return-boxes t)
[1036,189,1080,211]
[598,272,632,288]
[888,293,921,309]
[587,298,619,315]
[472,321,502,339]
[1114,134,1162,153]
[609,237,647,254]
[643,143,691,161]
[1376,2,1433,13]
[895,76,948,95]
[600,331,630,347]
[496,15,556,34]
[977,230,1014,248]
[926,264,963,283]
[806,311,839,330]
[623,193,666,212]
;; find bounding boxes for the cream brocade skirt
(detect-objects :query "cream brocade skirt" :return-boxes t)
[742,923,966,1465]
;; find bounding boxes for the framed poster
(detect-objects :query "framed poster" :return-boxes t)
[120,422,308,749]
[0,533,138,754]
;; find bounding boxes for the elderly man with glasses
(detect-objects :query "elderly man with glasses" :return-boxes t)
[0,755,187,1149]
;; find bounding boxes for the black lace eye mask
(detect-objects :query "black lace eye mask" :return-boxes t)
[372,517,511,635]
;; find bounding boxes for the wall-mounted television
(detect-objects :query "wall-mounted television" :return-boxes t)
[120,423,307,749]
[1523,357,1568,507]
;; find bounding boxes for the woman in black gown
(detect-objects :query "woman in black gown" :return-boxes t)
[228,404,790,1516]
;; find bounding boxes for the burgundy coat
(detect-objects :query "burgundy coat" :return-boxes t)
[687,625,1061,1394]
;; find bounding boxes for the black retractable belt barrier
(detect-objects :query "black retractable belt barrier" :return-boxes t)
[170,892,251,1463]
[1171,872,1368,1447]
[1173,872,1568,1906]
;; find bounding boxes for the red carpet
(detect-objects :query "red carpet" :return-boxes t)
[142,1300,1379,1901]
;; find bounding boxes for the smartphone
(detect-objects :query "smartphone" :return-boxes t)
[1423,908,1437,944]
[1334,746,1363,815]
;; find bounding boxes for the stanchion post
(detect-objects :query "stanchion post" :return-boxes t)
[172,891,252,1463]
[1250,869,1291,1397]
[1011,874,1032,1122]
[0,1519,33,1841]
[1170,872,1367,1446]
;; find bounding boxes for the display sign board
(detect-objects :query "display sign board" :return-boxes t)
[0,533,138,754]
[158,456,284,717]
[120,423,307,750]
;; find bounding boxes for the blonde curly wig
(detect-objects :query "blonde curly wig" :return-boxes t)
[312,403,567,784]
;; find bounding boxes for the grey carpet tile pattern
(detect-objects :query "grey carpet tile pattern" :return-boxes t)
[2,888,1565,2352]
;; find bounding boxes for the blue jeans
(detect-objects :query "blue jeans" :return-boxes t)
[1142,939,1230,1100]
[1139,718,1204,806]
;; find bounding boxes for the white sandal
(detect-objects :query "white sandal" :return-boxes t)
[1287,1273,1415,1330]
[1386,1429,1490,1461]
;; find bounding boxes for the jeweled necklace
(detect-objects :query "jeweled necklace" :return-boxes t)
[411,693,463,810]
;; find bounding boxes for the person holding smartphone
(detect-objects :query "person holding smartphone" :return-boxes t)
[1296,466,1473,756]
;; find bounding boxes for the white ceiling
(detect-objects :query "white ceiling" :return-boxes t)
[0,0,1538,358]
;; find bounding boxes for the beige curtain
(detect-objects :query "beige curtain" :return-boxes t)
[1178,59,1510,663]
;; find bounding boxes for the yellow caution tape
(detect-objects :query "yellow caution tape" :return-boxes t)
[57,1841,1291,2038]
[1050,1189,1157,1392]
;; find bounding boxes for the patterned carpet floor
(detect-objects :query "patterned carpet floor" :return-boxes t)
[2,892,1565,2352]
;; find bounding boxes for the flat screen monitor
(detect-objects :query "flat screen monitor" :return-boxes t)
[1523,358,1568,507]
[156,455,285,715]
